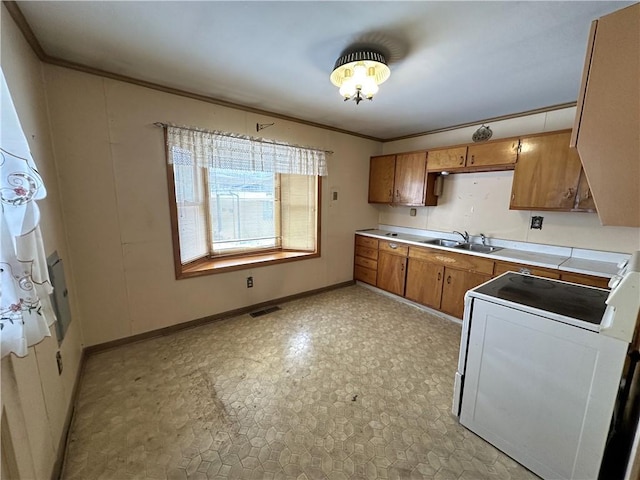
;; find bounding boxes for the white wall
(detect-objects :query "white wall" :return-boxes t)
[1,5,84,479]
[43,66,381,347]
[381,109,640,253]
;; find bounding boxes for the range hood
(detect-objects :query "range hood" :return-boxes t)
[571,3,639,228]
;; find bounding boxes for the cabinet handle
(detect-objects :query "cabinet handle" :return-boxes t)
[459,156,464,165]
[388,189,392,198]
[396,189,400,198]
[437,272,441,281]
[584,189,591,200]
[447,275,451,284]
[401,262,405,272]
[470,155,475,165]
[519,268,531,275]
[565,188,575,199]
[389,243,397,249]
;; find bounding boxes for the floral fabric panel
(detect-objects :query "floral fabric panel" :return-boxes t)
[1,69,55,358]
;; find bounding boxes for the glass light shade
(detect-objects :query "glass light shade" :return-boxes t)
[330,49,390,102]
[339,81,356,99]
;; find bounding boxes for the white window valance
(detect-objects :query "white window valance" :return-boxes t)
[165,124,328,176]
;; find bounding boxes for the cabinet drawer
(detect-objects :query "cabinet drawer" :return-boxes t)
[355,245,378,261]
[560,272,610,289]
[354,265,377,285]
[493,261,560,279]
[408,246,494,275]
[355,255,378,270]
[379,241,409,256]
[355,235,379,249]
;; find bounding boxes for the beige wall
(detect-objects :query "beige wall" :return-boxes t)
[381,108,640,253]
[43,66,380,347]
[1,5,84,479]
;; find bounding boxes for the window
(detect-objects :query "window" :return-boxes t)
[164,125,327,278]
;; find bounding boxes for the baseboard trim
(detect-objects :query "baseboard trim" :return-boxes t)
[51,347,87,480]
[84,280,355,355]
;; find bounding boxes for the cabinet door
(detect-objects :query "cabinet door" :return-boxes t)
[405,259,444,309]
[467,140,519,167]
[377,251,407,296]
[572,4,639,226]
[510,131,582,211]
[441,268,490,319]
[394,152,427,205]
[427,147,467,171]
[369,155,395,203]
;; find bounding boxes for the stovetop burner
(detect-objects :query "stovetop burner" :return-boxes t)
[474,272,609,326]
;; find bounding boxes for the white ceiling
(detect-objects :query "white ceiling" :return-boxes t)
[16,1,634,140]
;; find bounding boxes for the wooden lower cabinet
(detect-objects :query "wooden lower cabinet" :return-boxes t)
[376,251,407,296]
[405,246,492,319]
[405,259,444,309]
[354,235,379,285]
[560,272,610,289]
[493,261,560,279]
[440,268,491,319]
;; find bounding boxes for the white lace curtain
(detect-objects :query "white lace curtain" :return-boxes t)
[1,69,56,358]
[165,125,328,176]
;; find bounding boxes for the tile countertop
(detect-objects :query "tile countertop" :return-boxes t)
[356,226,630,279]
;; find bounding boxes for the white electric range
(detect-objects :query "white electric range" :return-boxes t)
[452,251,640,480]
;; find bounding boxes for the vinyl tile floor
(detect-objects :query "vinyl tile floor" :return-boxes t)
[62,285,538,480]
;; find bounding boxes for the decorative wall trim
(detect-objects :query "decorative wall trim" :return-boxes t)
[4,0,578,144]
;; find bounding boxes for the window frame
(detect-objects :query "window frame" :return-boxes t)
[165,153,322,280]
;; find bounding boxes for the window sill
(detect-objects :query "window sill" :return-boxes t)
[178,250,319,279]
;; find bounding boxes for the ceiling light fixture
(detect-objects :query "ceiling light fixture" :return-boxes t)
[330,49,390,104]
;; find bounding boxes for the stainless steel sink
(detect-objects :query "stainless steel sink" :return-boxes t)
[455,243,502,253]
[422,238,463,248]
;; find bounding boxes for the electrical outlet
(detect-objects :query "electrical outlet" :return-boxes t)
[531,216,544,229]
[409,208,417,217]
[56,351,63,375]
[247,276,253,288]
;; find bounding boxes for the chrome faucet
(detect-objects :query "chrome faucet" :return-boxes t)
[453,230,470,243]
[480,233,487,246]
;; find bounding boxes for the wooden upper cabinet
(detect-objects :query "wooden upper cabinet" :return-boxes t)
[467,140,519,168]
[395,153,427,205]
[571,3,639,227]
[510,131,584,211]
[368,155,395,203]
[575,168,596,211]
[427,147,467,171]
[427,139,518,172]
[368,152,436,206]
